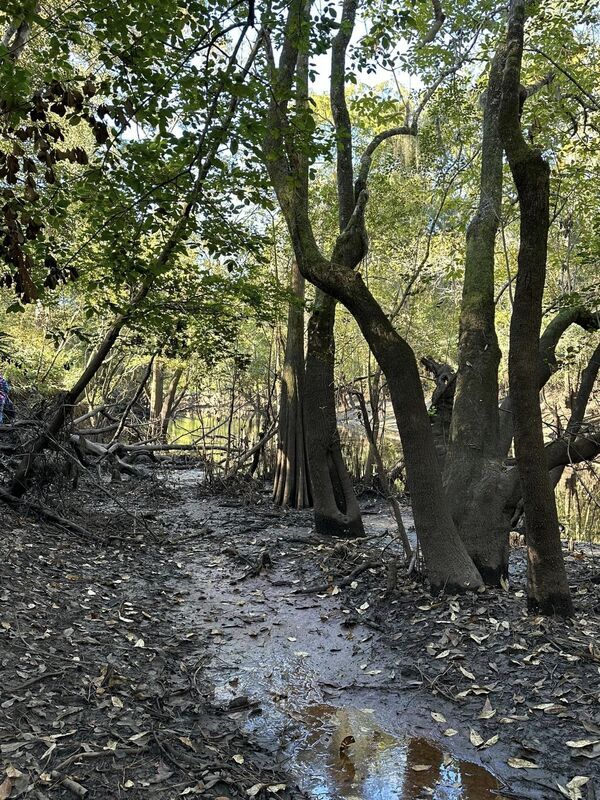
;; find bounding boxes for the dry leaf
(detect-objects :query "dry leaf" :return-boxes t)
[508,757,539,769]
[478,698,496,719]
[431,712,446,723]
[0,777,12,800]
[459,665,476,681]
[247,785,265,797]
[483,735,499,748]
[469,729,484,747]
[411,764,431,771]
[233,754,244,764]
[444,729,458,737]
[566,739,600,749]
[179,737,195,750]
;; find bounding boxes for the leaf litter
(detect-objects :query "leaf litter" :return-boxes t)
[1,475,599,799]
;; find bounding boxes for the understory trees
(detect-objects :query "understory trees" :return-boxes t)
[257,0,599,609]
[1,0,598,617]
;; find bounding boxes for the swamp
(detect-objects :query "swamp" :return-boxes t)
[0,1,599,798]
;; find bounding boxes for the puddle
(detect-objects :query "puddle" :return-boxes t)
[289,705,504,800]
[216,669,504,799]
[165,496,507,800]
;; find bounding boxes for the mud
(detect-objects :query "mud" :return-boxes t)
[158,479,569,800]
[2,468,598,799]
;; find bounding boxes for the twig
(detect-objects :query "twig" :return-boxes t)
[294,560,382,594]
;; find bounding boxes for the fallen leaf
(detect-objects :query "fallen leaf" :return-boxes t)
[566,739,600,749]
[444,729,458,737]
[411,764,431,771]
[247,784,265,797]
[469,729,484,747]
[179,737,194,750]
[507,757,539,769]
[478,698,496,719]
[0,777,12,800]
[459,665,476,681]
[431,712,446,723]
[233,754,244,764]
[483,735,499,748]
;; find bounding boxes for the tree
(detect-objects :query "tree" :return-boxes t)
[260,0,483,591]
[498,0,573,615]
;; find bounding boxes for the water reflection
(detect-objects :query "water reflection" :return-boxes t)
[295,705,504,800]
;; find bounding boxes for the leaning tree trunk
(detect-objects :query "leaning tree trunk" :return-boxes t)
[159,366,184,439]
[304,290,364,536]
[272,261,311,508]
[442,49,508,584]
[9,290,151,497]
[263,0,482,591]
[499,0,573,616]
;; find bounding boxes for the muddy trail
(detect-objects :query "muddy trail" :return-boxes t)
[1,469,599,800]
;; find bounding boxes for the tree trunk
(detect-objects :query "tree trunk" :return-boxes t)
[272,261,311,508]
[442,50,507,584]
[299,262,483,592]
[499,0,572,616]
[150,358,164,435]
[304,290,364,536]
[160,366,184,439]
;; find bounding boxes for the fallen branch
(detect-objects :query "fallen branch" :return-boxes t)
[294,559,382,594]
[0,486,92,539]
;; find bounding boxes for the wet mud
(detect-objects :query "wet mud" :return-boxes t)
[161,485,513,799]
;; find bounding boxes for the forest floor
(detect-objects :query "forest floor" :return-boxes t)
[1,467,599,800]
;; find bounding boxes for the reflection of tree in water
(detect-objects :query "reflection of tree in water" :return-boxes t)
[297,706,501,800]
[298,706,402,798]
[402,738,501,800]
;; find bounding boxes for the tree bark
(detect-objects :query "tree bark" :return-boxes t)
[272,261,311,508]
[442,50,507,583]
[262,0,483,591]
[499,0,573,616]
[305,290,364,536]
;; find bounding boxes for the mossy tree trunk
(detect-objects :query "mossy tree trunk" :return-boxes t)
[499,0,573,616]
[442,50,507,584]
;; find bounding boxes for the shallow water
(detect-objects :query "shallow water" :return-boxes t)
[289,704,503,800]
[166,494,508,800]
